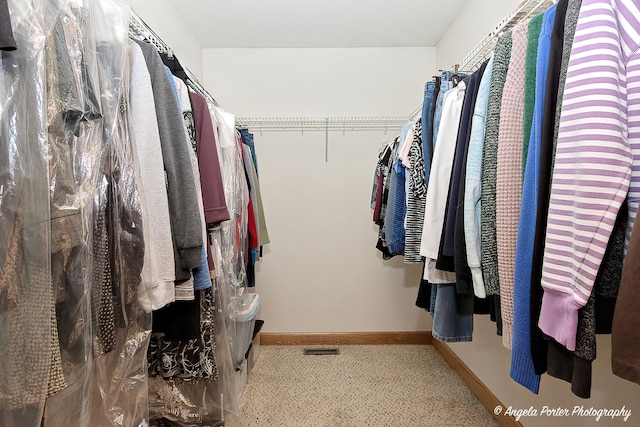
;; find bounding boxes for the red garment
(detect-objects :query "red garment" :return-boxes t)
[238,133,259,250]
[247,197,258,250]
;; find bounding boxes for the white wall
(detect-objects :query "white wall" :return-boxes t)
[436,0,520,71]
[436,1,640,425]
[203,47,436,332]
[125,0,204,78]
[253,130,427,332]
[203,48,434,117]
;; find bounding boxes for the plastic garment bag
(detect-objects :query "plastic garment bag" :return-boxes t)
[210,105,250,413]
[0,0,151,425]
[87,1,152,425]
[42,0,108,423]
[44,0,152,425]
[146,104,250,426]
[0,1,52,425]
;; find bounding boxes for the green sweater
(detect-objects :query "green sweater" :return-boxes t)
[522,13,545,173]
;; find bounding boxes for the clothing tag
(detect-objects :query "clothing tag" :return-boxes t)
[452,75,460,87]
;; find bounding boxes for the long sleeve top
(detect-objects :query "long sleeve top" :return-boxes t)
[189,92,230,226]
[388,122,414,254]
[134,40,203,279]
[420,82,466,283]
[522,15,545,172]
[530,0,577,376]
[404,120,427,264]
[174,77,213,292]
[539,0,640,352]
[481,31,513,296]
[439,71,481,273]
[128,41,176,310]
[510,5,557,394]
[454,62,489,294]
[496,21,529,349]
[464,56,494,299]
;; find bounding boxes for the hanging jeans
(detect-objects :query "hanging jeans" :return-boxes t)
[430,284,474,342]
[432,71,454,146]
[421,81,437,186]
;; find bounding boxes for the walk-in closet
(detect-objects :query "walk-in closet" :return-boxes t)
[1,0,640,426]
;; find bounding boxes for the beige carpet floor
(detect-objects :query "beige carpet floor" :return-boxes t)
[229,345,499,427]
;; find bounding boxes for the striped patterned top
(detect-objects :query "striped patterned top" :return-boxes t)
[538,0,640,352]
[405,120,426,263]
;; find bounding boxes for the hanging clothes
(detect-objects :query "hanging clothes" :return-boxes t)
[134,40,204,283]
[510,6,557,394]
[419,81,466,284]
[496,20,529,350]
[480,31,513,297]
[537,0,640,352]
[240,128,270,248]
[530,0,581,377]
[0,3,53,421]
[173,77,212,293]
[463,56,494,299]
[189,92,230,227]
[372,138,399,259]
[128,40,176,311]
[613,207,640,385]
[404,119,426,263]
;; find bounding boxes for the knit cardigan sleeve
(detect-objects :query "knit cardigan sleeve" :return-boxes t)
[539,0,640,351]
[496,21,529,350]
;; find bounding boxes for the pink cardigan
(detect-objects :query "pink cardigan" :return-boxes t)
[496,20,529,350]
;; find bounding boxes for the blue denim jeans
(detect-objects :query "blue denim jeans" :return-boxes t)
[421,81,436,187]
[430,284,474,342]
[240,128,258,175]
[432,71,454,148]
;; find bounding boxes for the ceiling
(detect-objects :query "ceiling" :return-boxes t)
[172,0,469,49]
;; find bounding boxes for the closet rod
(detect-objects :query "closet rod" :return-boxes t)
[128,11,218,106]
[408,0,554,120]
[458,0,555,71]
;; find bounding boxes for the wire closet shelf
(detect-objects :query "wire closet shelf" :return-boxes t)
[235,116,410,133]
[405,0,555,120]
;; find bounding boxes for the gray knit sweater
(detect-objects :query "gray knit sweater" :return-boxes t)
[481,31,513,296]
[135,40,203,280]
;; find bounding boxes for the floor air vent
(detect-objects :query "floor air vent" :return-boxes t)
[303,348,340,356]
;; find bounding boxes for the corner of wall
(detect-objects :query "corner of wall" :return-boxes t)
[435,0,521,71]
[127,0,204,80]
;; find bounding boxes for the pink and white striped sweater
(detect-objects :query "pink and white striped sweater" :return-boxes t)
[539,0,640,351]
